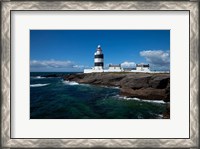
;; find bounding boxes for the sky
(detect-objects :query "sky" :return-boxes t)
[30,30,170,72]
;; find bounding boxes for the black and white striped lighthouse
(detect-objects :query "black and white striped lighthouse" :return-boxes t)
[94,45,104,70]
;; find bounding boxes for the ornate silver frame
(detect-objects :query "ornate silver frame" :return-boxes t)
[1,1,199,148]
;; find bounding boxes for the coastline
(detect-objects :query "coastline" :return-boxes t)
[43,72,170,102]
[32,72,170,119]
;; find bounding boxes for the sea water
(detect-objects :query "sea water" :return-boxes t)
[30,72,168,119]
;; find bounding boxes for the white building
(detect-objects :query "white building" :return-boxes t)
[84,68,104,73]
[131,64,150,72]
[107,64,123,72]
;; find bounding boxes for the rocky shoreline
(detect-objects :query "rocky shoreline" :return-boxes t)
[43,72,170,102]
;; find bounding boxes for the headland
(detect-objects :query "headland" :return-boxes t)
[43,72,170,102]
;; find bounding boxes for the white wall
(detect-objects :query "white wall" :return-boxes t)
[94,66,103,70]
[84,69,104,73]
[104,69,123,72]
[108,67,121,70]
[136,67,150,71]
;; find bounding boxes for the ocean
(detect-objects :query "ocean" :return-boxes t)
[30,72,168,119]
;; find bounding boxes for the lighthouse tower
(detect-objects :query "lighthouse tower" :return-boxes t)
[94,45,104,70]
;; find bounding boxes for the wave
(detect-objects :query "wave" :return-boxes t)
[31,76,45,79]
[114,95,166,104]
[30,83,50,87]
[140,99,166,104]
[63,81,79,85]
[101,85,119,89]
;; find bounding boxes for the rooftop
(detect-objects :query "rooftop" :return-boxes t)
[109,64,121,67]
[136,64,150,67]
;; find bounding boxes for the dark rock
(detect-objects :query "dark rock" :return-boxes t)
[163,104,170,119]
[149,76,169,89]
[62,72,170,102]
[163,81,170,102]
[120,87,167,100]
[120,76,151,89]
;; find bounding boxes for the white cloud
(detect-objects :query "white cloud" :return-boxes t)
[140,50,170,70]
[30,59,88,72]
[121,61,136,68]
[30,59,74,68]
[73,65,89,69]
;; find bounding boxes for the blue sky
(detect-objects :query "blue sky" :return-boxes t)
[30,30,170,72]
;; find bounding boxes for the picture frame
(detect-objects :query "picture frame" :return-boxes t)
[1,0,199,148]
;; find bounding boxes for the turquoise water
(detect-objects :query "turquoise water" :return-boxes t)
[30,72,168,119]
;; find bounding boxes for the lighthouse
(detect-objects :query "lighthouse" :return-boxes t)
[94,45,104,70]
[83,45,153,73]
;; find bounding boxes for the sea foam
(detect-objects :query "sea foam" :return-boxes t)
[30,83,49,87]
[31,76,45,79]
[115,95,166,104]
[63,81,79,85]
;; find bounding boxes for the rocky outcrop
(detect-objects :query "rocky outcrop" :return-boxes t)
[61,72,170,102]
[163,103,170,118]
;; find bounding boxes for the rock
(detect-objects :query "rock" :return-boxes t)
[120,76,151,89]
[61,72,170,102]
[163,104,170,118]
[164,82,170,102]
[120,87,167,100]
[149,76,169,89]
[64,73,85,82]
